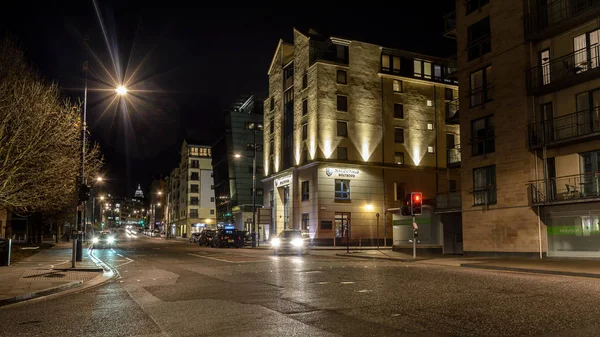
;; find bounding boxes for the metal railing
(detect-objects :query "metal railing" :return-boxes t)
[436,191,461,210]
[528,45,600,93]
[525,0,600,39]
[527,107,600,148]
[530,172,600,205]
[447,145,461,167]
[445,99,459,121]
[443,10,456,37]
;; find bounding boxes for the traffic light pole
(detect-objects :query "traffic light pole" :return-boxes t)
[412,215,416,259]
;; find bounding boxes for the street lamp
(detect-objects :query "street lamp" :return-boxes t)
[234,152,257,248]
[116,85,127,96]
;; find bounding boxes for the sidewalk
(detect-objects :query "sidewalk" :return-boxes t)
[333,249,600,278]
[0,242,111,306]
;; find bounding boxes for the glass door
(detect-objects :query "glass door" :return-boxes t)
[334,213,351,239]
[283,186,289,229]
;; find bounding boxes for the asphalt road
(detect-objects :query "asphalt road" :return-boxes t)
[0,230,599,337]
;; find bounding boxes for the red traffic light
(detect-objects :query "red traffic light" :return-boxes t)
[414,194,420,201]
[410,192,422,215]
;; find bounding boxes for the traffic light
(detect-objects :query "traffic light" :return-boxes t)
[410,192,422,215]
[401,194,412,216]
[78,184,90,202]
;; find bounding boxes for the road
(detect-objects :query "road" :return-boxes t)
[0,230,599,337]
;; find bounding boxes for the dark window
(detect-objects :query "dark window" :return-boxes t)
[473,165,496,205]
[393,80,403,92]
[190,197,199,205]
[191,160,199,168]
[190,209,198,218]
[394,104,404,119]
[337,121,348,137]
[466,0,489,15]
[470,65,493,107]
[395,182,406,201]
[468,17,491,60]
[445,88,454,101]
[321,221,333,230]
[302,149,308,164]
[471,115,495,156]
[269,118,274,133]
[337,147,348,160]
[335,179,351,200]
[190,172,199,181]
[302,99,308,116]
[337,95,348,112]
[210,209,215,215]
[302,181,309,201]
[269,140,274,154]
[336,70,347,84]
[394,152,404,165]
[302,123,308,140]
[301,213,309,230]
[284,66,294,80]
[210,197,215,202]
[270,97,274,111]
[211,185,214,190]
[449,180,457,192]
[302,73,308,89]
[394,128,404,143]
[190,184,199,193]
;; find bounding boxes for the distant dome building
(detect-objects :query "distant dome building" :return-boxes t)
[134,184,144,199]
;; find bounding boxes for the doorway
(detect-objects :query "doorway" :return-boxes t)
[335,212,351,240]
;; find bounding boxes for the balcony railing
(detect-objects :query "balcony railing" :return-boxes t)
[472,186,497,206]
[445,99,459,123]
[525,0,600,40]
[444,55,458,79]
[443,10,456,38]
[435,191,461,211]
[528,45,600,95]
[530,172,600,205]
[527,107,600,149]
[447,145,461,168]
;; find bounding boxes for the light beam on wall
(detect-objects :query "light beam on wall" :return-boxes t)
[361,141,370,161]
[323,139,333,159]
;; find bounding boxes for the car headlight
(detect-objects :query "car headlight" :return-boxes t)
[271,238,280,247]
[92,237,99,243]
[291,238,303,247]
[107,237,115,244]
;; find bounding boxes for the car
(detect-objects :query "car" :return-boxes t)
[91,232,116,249]
[189,232,201,243]
[271,230,307,255]
[198,230,216,246]
[211,229,245,248]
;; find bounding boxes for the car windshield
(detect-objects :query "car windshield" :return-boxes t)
[281,231,302,238]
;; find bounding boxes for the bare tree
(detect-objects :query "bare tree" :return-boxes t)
[0,37,103,238]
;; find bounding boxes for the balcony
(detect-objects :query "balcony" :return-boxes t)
[445,99,459,124]
[447,145,461,168]
[530,172,600,206]
[444,55,458,80]
[525,0,600,41]
[435,191,462,213]
[528,107,600,149]
[528,45,600,95]
[443,10,456,39]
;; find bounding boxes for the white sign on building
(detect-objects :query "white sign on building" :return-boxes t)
[275,175,292,187]
[325,167,360,178]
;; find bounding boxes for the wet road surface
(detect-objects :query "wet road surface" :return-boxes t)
[1,230,599,337]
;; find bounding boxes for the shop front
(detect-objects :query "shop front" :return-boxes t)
[545,203,600,257]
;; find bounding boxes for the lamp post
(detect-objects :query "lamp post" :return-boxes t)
[235,152,257,247]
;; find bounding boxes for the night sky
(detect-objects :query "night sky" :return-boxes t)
[2,1,455,198]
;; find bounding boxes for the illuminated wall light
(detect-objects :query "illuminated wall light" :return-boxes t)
[361,141,370,161]
[309,138,316,160]
[264,159,269,176]
[275,156,279,173]
[323,139,333,159]
[295,145,301,165]
[413,146,422,166]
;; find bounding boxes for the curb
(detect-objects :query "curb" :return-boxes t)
[335,253,417,262]
[460,263,600,279]
[0,280,83,307]
[53,268,104,272]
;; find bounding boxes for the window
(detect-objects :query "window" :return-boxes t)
[190,209,198,218]
[394,152,404,165]
[381,54,401,73]
[337,121,348,137]
[190,184,199,193]
[434,64,442,80]
[445,88,454,101]
[302,149,308,164]
[302,181,309,201]
[190,147,199,156]
[471,115,495,156]
[427,100,433,107]
[468,17,491,60]
[393,79,403,93]
[335,179,351,200]
[394,128,404,143]
[337,95,348,112]
[190,197,199,205]
[470,65,493,107]
[269,140,274,154]
[449,180,457,192]
[428,146,435,154]
[394,104,404,119]
[382,54,390,71]
[301,213,309,231]
[414,59,432,79]
[337,147,348,160]
[269,118,274,134]
[540,49,551,85]
[395,182,406,201]
[210,197,215,202]
[302,99,308,116]
[190,172,199,181]
[270,97,275,111]
[427,122,434,130]
[246,143,256,151]
[336,70,347,84]
[302,123,308,140]
[199,147,210,157]
[210,185,214,190]
[210,209,215,215]
[191,160,199,168]
[256,188,264,196]
[466,0,489,15]
[302,73,308,89]
[321,220,333,230]
[574,29,600,73]
[473,165,496,205]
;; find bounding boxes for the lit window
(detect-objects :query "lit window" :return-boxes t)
[428,146,435,154]
[427,123,434,130]
[334,179,351,200]
[393,80,403,93]
[414,60,422,77]
[427,100,433,107]
[394,152,404,165]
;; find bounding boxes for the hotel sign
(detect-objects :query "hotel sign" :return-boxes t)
[275,175,292,187]
[325,167,360,178]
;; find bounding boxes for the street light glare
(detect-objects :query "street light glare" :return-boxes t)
[365,204,374,211]
[96,176,103,182]
[116,85,127,95]
[234,153,241,158]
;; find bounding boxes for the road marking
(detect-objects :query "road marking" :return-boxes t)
[115,256,134,268]
[340,281,355,284]
[187,253,236,263]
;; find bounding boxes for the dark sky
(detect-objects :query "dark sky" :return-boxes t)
[2,1,455,198]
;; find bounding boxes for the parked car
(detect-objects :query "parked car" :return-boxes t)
[198,230,216,246]
[271,230,307,255]
[189,232,201,243]
[211,229,245,248]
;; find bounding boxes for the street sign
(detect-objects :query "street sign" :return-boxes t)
[258,208,271,225]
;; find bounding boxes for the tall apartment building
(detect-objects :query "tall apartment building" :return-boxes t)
[167,140,215,236]
[448,0,600,257]
[263,29,460,249]
[212,94,265,230]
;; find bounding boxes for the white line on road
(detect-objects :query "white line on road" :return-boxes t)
[187,253,234,263]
